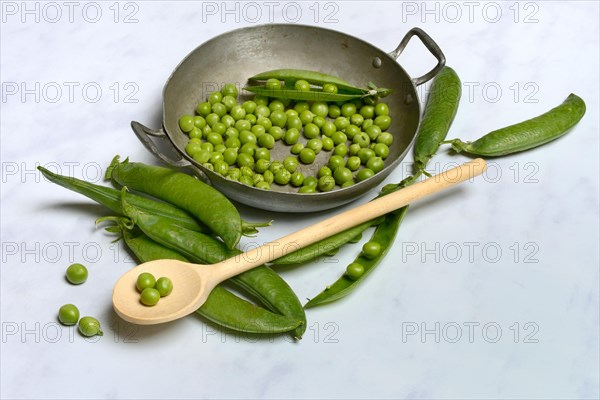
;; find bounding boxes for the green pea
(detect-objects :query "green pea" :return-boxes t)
[318,166,332,178]
[214,160,229,176]
[307,138,323,154]
[251,124,266,137]
[312,116,326,128]
[284,128,300,145]
[224,137,241,149]
[290,171,304,187]
[323,83,338,94]
[328,104,341,118]
[255,181,270,190]
[214,144,226,154]
[230,105,246,120]
[275,169,292,185]
[202,162,214,171]
[346,156,361,171]
[225,128,239,139]
[136,272,155,292]
[345,124,361,139]
[294,102,310,113]
[328,155,346,171]
[294,80,311,91]
[345,263,365,280]
[377,132,394,146]
[189,137,202,145]
[269,110,287,128]
[356,168,375,182]
[242,100,257,114]
[374,115,392,130]
[265,78,281,90]
[255,159,270,173]
[58,304,80,326]
[375,102,389,116]
[179,115,194,132]
[200,142,214,153]
[287,116,303,130]
[254,105,269,118]
[193,149,211,164]
[221,95,237,110]
[322,136,334,151]
[268,126,284,140]
[239,142,257,156]
[221,83,238,98]
[299,185,316,193]
[285,109,298,118]
[311,101,329,117]
[257,133,275,149]
[208,91,223,105]
[283,156,298,172]
[221,115,235,129]
[237,152,254,167]
[366,125,382,141]
[318,175,335,192]
[263,170,275,184]
[240,175,254,186]
[362,118,374,130]
[334,116,350,130]
[78,316,103,337]
[341,180,355,188]
[331,131,347,146]
[245,114,257,125]
[268,161,283,175]
[212,103,227,117]
[303,176,318,188]
[254,147,270,161]
[240,165,254,178]
[256,116,272,131]
[359,105,375,119]
[185,142,202,157]
[333,144,348,157]
[196,102,212,117]
[209,152,224,164]
[189,127,202,140]
[299,110,315,125]
[268,99,285,112]
[366,156,384,173]
[299,148,316,164]
[205,132,221,146]
[227,168,241,181]
[333,167,353,185]
[193,115,207,129]
[254,95,269,106]
[373,143,390,159]
[206,113,220,127]
[321,121,336,137]
[358,148,375,164]
[353,132,370,148]
[341,103,357,117]
[291,143,305,154]
[304,123,320,139]
[362,241,382,259]
[66,263,88,285]
[239,130,257,145]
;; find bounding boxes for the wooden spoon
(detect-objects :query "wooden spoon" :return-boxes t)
[113,158,487,325]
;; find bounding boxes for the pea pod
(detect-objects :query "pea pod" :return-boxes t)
[413,66,461,174]
[107,221,302,334]
[304,207,408,308]
[38,166,266,236]
[249,69,363,94]
[272,217,383,265]
[119,190,306,339]
[245,85,373,103]
[444,93,586,156]
[105,156,268,249]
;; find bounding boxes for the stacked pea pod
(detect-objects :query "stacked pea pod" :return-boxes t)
[38,160,307,339]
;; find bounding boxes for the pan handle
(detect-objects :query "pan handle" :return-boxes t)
[389,27,445,86]
[130,121,191,167]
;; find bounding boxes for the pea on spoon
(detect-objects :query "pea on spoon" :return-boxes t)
[113,159,487,325]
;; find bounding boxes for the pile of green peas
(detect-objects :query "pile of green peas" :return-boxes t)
[180,83,393,193]
[136,272,173,306]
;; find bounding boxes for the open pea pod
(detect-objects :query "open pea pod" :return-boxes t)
[304,207,408,308]
[244,85,368,103]
[248,69,361,93]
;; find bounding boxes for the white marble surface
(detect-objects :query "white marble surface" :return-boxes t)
[1,1,598,399]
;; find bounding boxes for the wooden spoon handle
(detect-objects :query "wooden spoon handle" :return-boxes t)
[212,158,487,281]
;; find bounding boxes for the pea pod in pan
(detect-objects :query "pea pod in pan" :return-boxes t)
[245,85,391,103]
[105,221,302,334]
[444,93,585,156]
[413,66,462,175]
[119,190,307,339]
[249,69,366,94]
[105,156,269,249]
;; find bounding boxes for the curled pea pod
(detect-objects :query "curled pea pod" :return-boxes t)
[105,156,270,248]
[304,207,408,308]
[105,221,302,334]
[444,93,586,156]
[413,66,461,175]
[37,166,264,236]
[272,217,384,266]
[119,190,306,339]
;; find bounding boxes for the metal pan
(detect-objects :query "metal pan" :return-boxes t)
[131,24,445,212]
